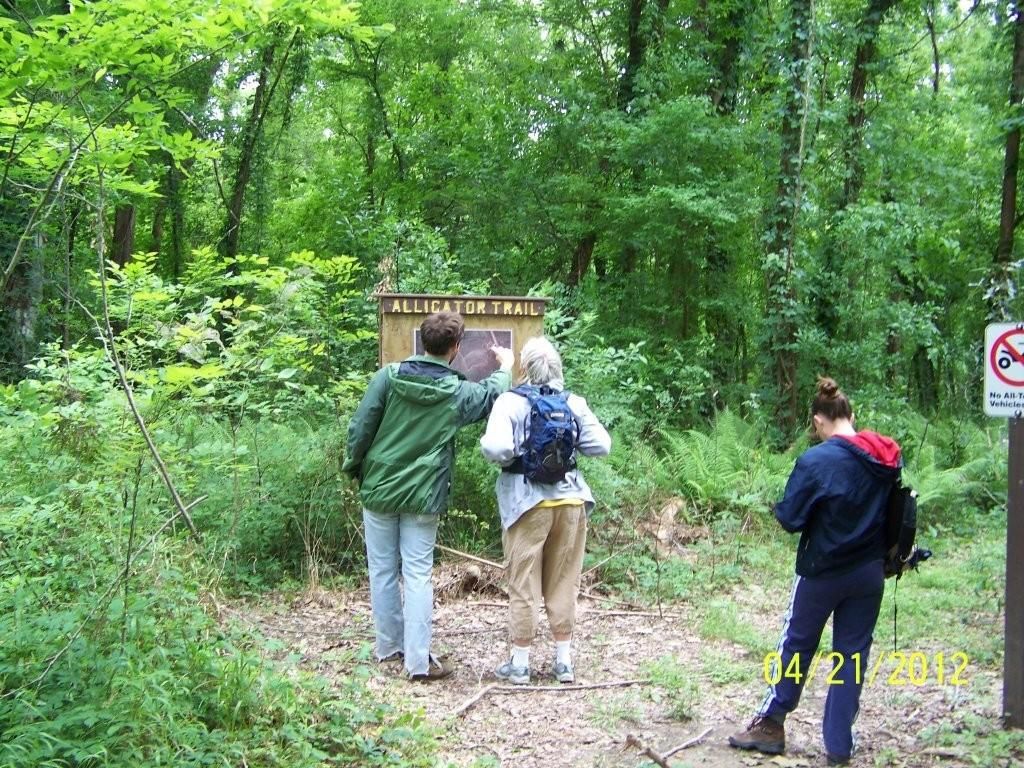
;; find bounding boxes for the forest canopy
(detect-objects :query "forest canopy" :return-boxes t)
[1,0,1019,430]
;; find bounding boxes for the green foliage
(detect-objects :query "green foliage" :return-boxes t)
[656,410,792,521]
[0,356,435,767]
[1,0,1021,761]
[918,713,1024,766]
[588,409,1006,609]
[17,248,376,586]
[641,656,701,721]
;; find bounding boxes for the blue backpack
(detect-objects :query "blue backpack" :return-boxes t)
[506,385,580,484]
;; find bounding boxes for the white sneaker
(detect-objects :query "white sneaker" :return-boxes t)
[552,661,575,683]
[495,659,530,685]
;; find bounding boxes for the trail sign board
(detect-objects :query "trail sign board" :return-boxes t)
[985,323,1024,417]
[375,294,549,381]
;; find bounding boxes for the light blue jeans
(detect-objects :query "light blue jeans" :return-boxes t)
[362,508,439,676]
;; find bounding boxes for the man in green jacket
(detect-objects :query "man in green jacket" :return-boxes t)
[343,311,513,680]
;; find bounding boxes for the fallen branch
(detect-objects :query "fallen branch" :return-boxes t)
[663,726,714,759]
[452,683,498,717]
[435,626,504,637]
[917,746,967,759]
[580,608,680,619]
[453,678,649,718]
[581,552,618,580]
[435,543,504,570]
[578,590,643,609]
[624,734,669,768]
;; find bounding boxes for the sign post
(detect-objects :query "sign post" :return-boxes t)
[985,322,1024,728]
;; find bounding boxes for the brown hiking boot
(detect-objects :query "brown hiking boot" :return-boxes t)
[409,654,455,682]
[727,716,785,755]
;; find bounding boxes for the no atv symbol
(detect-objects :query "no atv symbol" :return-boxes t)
[985,323,1024,417]
[992,328,1024,386]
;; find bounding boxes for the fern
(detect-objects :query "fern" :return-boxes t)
[656,410,791,519]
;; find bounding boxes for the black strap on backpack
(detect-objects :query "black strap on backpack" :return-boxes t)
[885,476,933,650]
[884,479,918,579]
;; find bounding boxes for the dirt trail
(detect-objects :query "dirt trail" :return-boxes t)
[230,566,1011,768]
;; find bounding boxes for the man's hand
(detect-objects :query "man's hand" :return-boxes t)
[491,345,514,372]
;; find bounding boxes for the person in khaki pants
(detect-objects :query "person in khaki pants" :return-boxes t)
[479,337,611,684]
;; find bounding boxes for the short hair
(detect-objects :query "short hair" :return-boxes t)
[811,376,853,421]
[420,312,464,355]
[520,336,564,388]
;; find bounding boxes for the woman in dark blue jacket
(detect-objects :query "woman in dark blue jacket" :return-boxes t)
[729,377,901,766]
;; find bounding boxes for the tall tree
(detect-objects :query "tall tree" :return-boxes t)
[992,3,1024,321]
[566,0,671,287]
[842,0,898,209]
[221,32,298,262]
[764,0,814,436]
[815,0,898,341]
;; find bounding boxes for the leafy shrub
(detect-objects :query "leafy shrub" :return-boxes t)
[0,372,434,768]
[0,245,450,765]
[655,409,792,522]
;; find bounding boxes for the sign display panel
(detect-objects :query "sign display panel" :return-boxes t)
[985,323,1024,417]
[413,329,513,382]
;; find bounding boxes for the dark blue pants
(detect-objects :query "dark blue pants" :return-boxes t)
[758,558,885,759]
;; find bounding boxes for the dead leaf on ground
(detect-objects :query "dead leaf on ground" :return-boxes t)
[638,498,710,557]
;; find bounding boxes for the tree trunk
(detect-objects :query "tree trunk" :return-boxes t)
[842,0,897,209]
[997,7,1024,265]
[169,166,185,279]
[350,40,406,188]
[111,204,135,266]
[925,1,941,95]
[0,230,42,381]
[222,32,296,263]
[149,158,186,277]
[567,232,597,288]
[617,0,647,112]
[569,0,668,286]
[151,187,166,254]
[764,0,814,437]
[992,5,1024,319]
[699,0,747,116]
[699,1,750,385]
[912,345,937,413]
[817,0,897,341]
[62,205,81,350]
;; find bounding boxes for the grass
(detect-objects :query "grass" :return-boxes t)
[699,648,753,685]
[588,691,645,733]
[641,656,702,721]
[698,598,775,656]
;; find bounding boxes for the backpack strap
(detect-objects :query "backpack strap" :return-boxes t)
[511,384,558,401]
[503,386,535,475]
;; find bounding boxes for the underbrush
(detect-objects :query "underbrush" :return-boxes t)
[0,349,436,767]
[577,407,1007,608]
[0,249,1011,767]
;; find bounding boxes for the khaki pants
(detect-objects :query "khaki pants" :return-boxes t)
[503,503,587,644]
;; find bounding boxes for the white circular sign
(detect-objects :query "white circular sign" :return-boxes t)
[985,323,1024,417]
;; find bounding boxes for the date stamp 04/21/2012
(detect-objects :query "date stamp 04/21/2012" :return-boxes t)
[762,651,970,688]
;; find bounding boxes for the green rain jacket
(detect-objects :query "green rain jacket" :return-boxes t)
[342,354,510,515]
